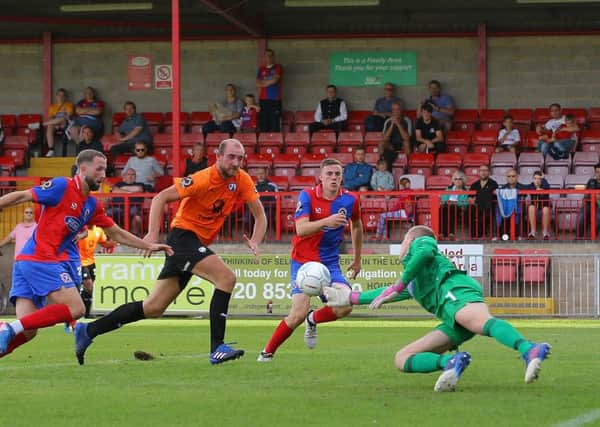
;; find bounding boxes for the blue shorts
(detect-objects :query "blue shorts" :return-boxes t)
[290,259,350,300]
[10,260,81,308]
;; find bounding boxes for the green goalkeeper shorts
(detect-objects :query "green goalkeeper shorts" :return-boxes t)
[434,274,485,347]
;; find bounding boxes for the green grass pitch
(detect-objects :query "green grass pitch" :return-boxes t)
[0,318,597,427]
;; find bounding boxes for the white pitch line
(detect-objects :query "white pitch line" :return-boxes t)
[551,409,600,427]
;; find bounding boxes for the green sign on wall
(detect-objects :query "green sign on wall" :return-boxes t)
[330,51,417,87]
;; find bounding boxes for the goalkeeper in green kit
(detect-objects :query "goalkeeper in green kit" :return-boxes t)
[324,225,551,392]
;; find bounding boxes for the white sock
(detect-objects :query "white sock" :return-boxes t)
[9,320,24,335]
[307,312,315,325]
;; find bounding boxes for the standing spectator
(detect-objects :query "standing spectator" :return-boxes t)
[417,80,455,132]
[308,85,348,135]
[364,83,403,132]
[375,177,414,240]
[203,84,244,136]
[256,49,283,132]
[370,159,395,191]
[496,169,527,240]
[110,101,153,157]
[415,103,445,154]
[69,86,104,143]
[240,94,260,133]
[0,208,36,259]
[468,165,498,239]
[122,142,164,190]
[496,115,520,153]
[380,101,412,171]
[106,168,152,236]
[28,88,74,157]
[577,163,600,239]
[77,126,104,155]
[440,171,469,239]
[525,171,551,240]
[184,143,208,176]
[343,148,372,191]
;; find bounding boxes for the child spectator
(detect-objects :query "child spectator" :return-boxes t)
[371,159,395,192]
[496,115,520,153]
[240,94,260,133]
[375,177,414,240]
[546,114,579,159]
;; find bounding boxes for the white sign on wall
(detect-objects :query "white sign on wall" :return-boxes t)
[154,64,173,89]
[389,244,484,277]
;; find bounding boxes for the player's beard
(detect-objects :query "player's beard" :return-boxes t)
[85,175,101,191]
[218,163,239,178]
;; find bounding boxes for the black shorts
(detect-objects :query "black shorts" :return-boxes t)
[82,264,96,282]
[157,227,215,289]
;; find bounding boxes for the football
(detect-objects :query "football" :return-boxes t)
[296,261,331,296]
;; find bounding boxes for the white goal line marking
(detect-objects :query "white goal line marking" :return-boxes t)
[551,409,600,427]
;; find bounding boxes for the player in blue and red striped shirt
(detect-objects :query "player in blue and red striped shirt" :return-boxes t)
[0,149,172,358]
[258,158,363,361]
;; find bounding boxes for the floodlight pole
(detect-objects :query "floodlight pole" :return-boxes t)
[172,0,181,177]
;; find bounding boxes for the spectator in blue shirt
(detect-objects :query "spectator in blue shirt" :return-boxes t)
[364,83,403,132]
[110,101,153,157]
[343,148,372,191]
[417,80,455,132]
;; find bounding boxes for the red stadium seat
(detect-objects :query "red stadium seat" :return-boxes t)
[300,153,327,177]
[426,175,452,190]
[471,130,499,154]
[112,112,126,129]
[517,152,544,176]
[293,111,314,133]
[337,131,364,148]
[154,175,173,192]
[330,152,354,164]
[289,175,316,191]
[258,132,284,154]
[141,112,163,134]
[521,249,550,287]
[445,130,471,155]
[152,134,172,148]
[435,153,462,176]
[3,135,28,149]
[101,134,118,154]
[463,153,491,177]
[347,110,371,133]
[272,153,299,177]
[180,133,201,148]
[155,146,173,159]
[523,131,541,151]
[164,112,189,134]
[311,130,336,154]
[507,109,533,134]
[0,156,16,176]
[580,130,600,152]
[246,153,273,175]
[573,152,599,177]
[3,148,26,168]
[361,196,388,213]
[281,110,295,133]
[112,154,131,176]
[285,132,310,156]
[1,114,17,136]
[408,152,434,177]
[491,249,520,295]
[589,108,600,130]
[234,133,258,152]
[189,111,211,133]
[452,109,478,133]
[533,108,551,126]
[268,175,289,191]
[205,132,230,154]
[479,109,505,131]
[364,152,381,166]
[554,197,581,232]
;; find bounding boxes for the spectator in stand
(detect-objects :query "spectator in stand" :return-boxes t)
[28,88,74,157]
[525,171,551,240]
[468,165,498,239]
[203,84,244,136]
[254,167,278,226]
[371,159,395,192]
[545,115,579,160]
[440,171,469,240]
[374,177,414,240]
[107,168,152,236]
[417,80,455,132]
[69,86,104,143]
[364,83,403,132]
[240,94,260,133]
[77,126,104,155]
[380,101,412,171]
[0,207,36,259]
[496,115,520,153]
[536,104,580,158]
[308,85,348,135]
[415,103,445,154]
[256,49,283,132]
[122,141,164,190]
[577,163,600,239]
[184,143,208,176]
[496,169,527,240]
[343,148,372,192]
[110,101,153,158]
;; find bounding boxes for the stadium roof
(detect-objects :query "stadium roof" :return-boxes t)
[1,0,600,42]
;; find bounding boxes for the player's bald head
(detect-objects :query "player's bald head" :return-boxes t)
[407,225,436,241]
[218,138,245,155]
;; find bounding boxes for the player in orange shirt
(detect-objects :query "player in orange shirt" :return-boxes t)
[75,139,267,365]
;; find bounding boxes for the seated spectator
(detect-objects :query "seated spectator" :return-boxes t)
[468,165,498,239]
[254,167,278,225]
[370,159,395,192]
[495,169,527,240]
[536,103,578,157]
[380,101,412,171]
[308,84,347,135]
[77,126,104,154]
[496,115,520,153]
[417,80,455,132]
[122,141,164,190]
[203,84,244,136]
[364,83,402,132]
[546,115,579,160]
[28,88,74,157]
[69,86,104,143]
[524,171,551,240]
[415,103,445,154]
[440,171,469,239]
[110,101,153,157]
[577,162,600,239]
[107,168,152,236]
[239,94,260,133]
[343,148,372,191]
[184,143,208,176]
[375,177,414,240]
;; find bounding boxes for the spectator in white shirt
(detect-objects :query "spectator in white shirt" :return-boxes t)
[496,115,520,153]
